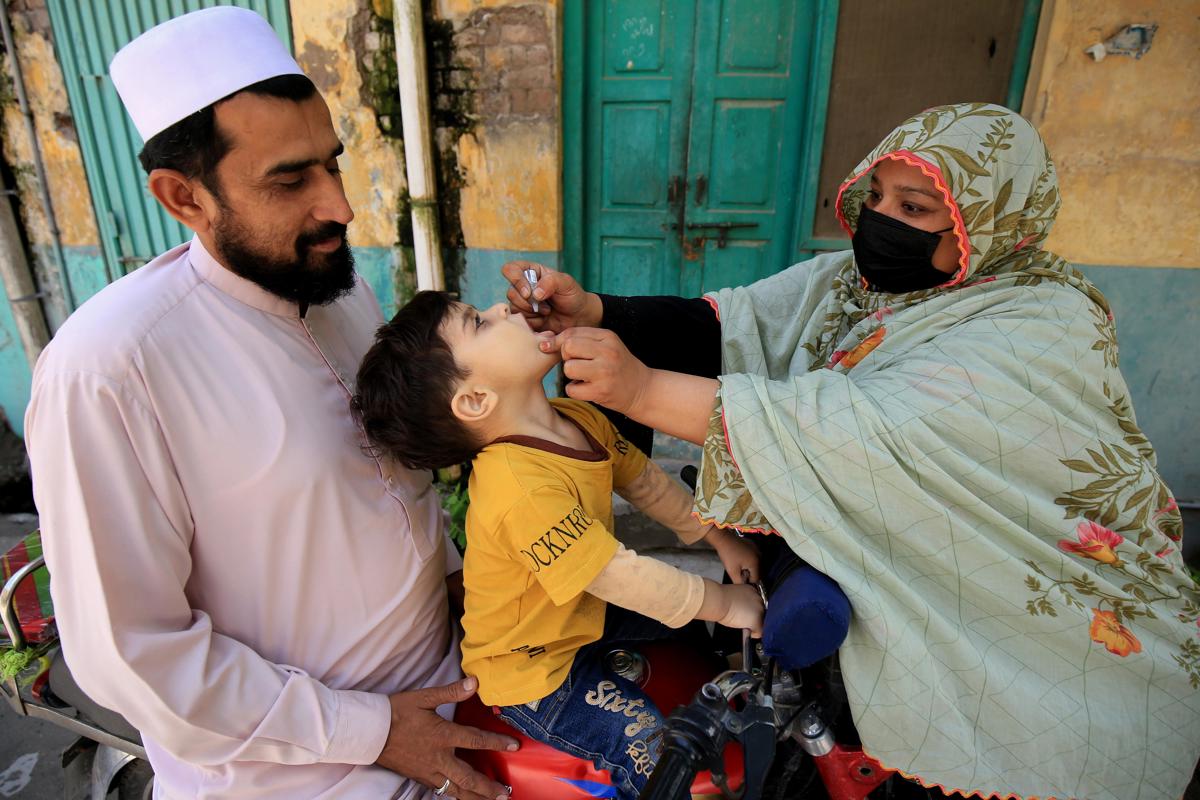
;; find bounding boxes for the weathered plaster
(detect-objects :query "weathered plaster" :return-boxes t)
[290,0,407,250]
[457,123,558,251]
[436,0,558,18]
[1028,1,1199,267]
[435,1,561,253]
[0,12,98,249]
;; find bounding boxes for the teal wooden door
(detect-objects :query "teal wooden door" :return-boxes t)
[46,0,293,302]
[582,1,696,296]
[575,0,821,297]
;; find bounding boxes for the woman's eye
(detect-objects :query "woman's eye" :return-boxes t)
[902,202,925,214]
[474,314,484,329]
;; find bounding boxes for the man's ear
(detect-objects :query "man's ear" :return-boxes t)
[146,168,218,234]
[450,386,496,425]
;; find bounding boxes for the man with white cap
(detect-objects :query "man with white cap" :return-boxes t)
[23,7,516,799]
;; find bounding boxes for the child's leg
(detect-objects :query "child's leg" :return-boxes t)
[497,645,666,800]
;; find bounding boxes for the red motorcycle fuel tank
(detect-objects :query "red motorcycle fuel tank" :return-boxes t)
[456,641,743,798]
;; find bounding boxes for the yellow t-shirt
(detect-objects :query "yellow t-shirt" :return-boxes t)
[460,398,649,706]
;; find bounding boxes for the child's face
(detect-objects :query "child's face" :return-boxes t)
[441,301,559,391]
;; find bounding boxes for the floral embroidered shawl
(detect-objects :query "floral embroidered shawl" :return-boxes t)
[694,103,1199,799]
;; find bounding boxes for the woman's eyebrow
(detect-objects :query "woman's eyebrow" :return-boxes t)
[899,185,940,200]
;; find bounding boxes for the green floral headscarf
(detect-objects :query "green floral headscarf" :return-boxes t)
[695,104,1197,799]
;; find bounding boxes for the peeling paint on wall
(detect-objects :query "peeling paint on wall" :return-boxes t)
[435,1,560,254]
[0,1,100,326]
[0,2,96,250]
[1028,1,1199,268]
[291,0,409,251]
[457,123,558,251]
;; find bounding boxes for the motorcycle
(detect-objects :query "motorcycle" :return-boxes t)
[3,524,923,800]
[1,529,153,799]
[456,532,908,800]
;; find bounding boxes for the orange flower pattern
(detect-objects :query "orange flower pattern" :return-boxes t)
[1057,520,1124,566]
[837,326,886,369]
[1090,609,1143,657]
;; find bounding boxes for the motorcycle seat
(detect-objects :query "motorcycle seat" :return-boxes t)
[48,650,143,744]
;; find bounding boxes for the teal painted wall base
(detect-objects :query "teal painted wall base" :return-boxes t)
[354,246,402,319]
[460,248,561,310]
[0,287,32,437]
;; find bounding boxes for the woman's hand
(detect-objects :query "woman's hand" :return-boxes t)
[541,327,650,416]
[501,261,603,333]
[706,529,760,585]
[541,328,719,444]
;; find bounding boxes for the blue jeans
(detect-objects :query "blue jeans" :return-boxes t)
[497,607,677,800]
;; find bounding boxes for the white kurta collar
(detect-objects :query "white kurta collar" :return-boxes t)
[186,235,301,318]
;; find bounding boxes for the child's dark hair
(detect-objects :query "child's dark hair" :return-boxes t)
[352,291,482,470]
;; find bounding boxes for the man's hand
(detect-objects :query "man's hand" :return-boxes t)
[707,529,761,585]
[501,261,603,332]
[540,328,650,416]
[376,677,518,800]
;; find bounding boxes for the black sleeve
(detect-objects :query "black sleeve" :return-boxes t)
[585,294,721,454]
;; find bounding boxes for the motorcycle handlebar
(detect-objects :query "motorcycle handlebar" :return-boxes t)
[638,743,705,800]
[638,683,731,800]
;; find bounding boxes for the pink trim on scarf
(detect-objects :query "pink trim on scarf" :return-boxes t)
[703,295,721,320]
[864,749,1078,800]
[691,509,779,537]
[834,150,971,288]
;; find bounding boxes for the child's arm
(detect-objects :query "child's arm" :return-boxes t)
[585,544,763,637]
[616,460,761,583]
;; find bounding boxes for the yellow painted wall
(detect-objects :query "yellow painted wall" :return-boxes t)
[1026,0,1199,268]
[0,11,98,249]
[290,0,407,249]
[436,0,561,253]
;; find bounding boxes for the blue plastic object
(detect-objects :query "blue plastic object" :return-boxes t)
[761,562,852,670]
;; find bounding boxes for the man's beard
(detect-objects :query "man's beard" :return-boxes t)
[212,215,357,307]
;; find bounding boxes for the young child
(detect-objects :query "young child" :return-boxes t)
[353,291,763,800]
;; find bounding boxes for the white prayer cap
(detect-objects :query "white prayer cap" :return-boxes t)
[110,6,304,142]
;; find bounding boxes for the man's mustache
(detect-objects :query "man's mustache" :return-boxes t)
[296,222,349,252]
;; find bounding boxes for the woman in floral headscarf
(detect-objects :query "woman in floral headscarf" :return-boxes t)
[503,103,1199,799]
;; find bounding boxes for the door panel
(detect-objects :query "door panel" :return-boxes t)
[600,238,670,296]
[584,0,697,297]
[706,101,783,208]
[698,238,769,294]
[681,0,810,296]
[580,0,815,299]
[602,104,671,208]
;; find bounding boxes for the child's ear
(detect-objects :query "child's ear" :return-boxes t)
[450,387,496,424]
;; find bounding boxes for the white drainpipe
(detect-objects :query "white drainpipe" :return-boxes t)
[392,0,445,292]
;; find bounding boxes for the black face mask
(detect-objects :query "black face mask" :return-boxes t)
[851,205,955,293]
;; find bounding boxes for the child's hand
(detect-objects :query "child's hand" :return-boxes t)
[707,528,760,584]
[716,583,764,638]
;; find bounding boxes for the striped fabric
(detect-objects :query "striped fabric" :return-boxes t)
[0,530,54,645]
